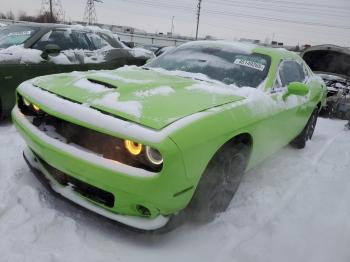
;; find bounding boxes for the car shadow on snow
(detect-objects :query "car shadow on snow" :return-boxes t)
[0,116,12,127]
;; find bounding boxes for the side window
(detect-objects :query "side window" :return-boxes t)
[32,30,92,51]
[86,32,110,50]
[99,33,123,48]
[33,30,73,51]
[279,60,306,86]
[69,31,92,50]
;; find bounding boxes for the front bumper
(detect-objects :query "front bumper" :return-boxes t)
[23,147,169,230]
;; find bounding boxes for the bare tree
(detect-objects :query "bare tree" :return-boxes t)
[18,10,58,23]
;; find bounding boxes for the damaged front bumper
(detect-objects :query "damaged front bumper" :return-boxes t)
[23,147,170,230]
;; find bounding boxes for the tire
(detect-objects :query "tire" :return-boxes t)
[186,142,250,223]
[290,108,319,149]
[0,98,3,121]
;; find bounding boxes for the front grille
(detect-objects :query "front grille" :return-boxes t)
[35,152,115,208]
[17,93,161,172]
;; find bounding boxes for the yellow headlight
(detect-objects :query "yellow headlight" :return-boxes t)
[23,97,31,107]
[124,140,143,155]
[33,104,41,112]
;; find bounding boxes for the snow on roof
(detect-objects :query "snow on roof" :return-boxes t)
[181,40,256,54]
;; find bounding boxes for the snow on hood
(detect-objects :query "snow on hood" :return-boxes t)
[0,45,44,64]
[92,71,153,84]
[26,66,246,129]
[93,92,143,118]
[134,86,175,97]
[130,47,155,59]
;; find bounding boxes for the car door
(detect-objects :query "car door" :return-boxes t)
[30,29,91,75]
[84,31,146,71]
[247,59,312,164]
[271,59,311,141]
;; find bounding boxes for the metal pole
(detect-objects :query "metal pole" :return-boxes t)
[195,0,202,40]
[49,0,53,22]
[171,16,175,36]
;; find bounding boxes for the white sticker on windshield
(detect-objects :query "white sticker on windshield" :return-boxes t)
[8,31,33,37]
[234,58,266,71]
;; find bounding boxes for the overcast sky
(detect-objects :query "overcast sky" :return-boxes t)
[2,0,350,46]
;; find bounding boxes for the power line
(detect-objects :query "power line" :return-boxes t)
[117,0,350,30]
[209,0,350,18]
[227,0,350,11]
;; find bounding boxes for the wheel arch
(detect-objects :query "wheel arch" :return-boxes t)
[208,132,254,172]
[316,102,322,111]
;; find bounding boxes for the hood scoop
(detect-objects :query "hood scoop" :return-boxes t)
[86,78,119,89]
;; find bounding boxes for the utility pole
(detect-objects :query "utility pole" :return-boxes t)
[49,0,53,22]
[171,16,175,36]
[41,0,64,23]
[195,0,202,40]
[84,0,103,25]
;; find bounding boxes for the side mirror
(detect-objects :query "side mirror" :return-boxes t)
[145,58,153,64]
[122,41,135,48]
[283,82,309,100]
[41,44,61,59]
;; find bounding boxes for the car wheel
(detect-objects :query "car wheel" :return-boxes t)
[187,142,250,223]
[290,108,319,149]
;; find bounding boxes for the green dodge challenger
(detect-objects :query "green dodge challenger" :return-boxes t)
[12,41,326,230]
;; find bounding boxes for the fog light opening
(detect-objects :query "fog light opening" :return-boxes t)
[145,146,163,165]
[136,205,151,217]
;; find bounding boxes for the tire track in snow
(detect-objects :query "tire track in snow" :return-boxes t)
[214,120,347,262]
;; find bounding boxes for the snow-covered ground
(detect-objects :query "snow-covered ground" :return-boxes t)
[0,117,349,262]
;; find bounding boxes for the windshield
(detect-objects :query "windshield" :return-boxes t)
[147,44,271,87]
[0,25,39,49]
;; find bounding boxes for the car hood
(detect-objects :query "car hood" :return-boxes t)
[301,45,350,79]
[31,67,245,130]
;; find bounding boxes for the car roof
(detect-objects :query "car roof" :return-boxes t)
[179,40,299,61]
[8,22,70,30]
